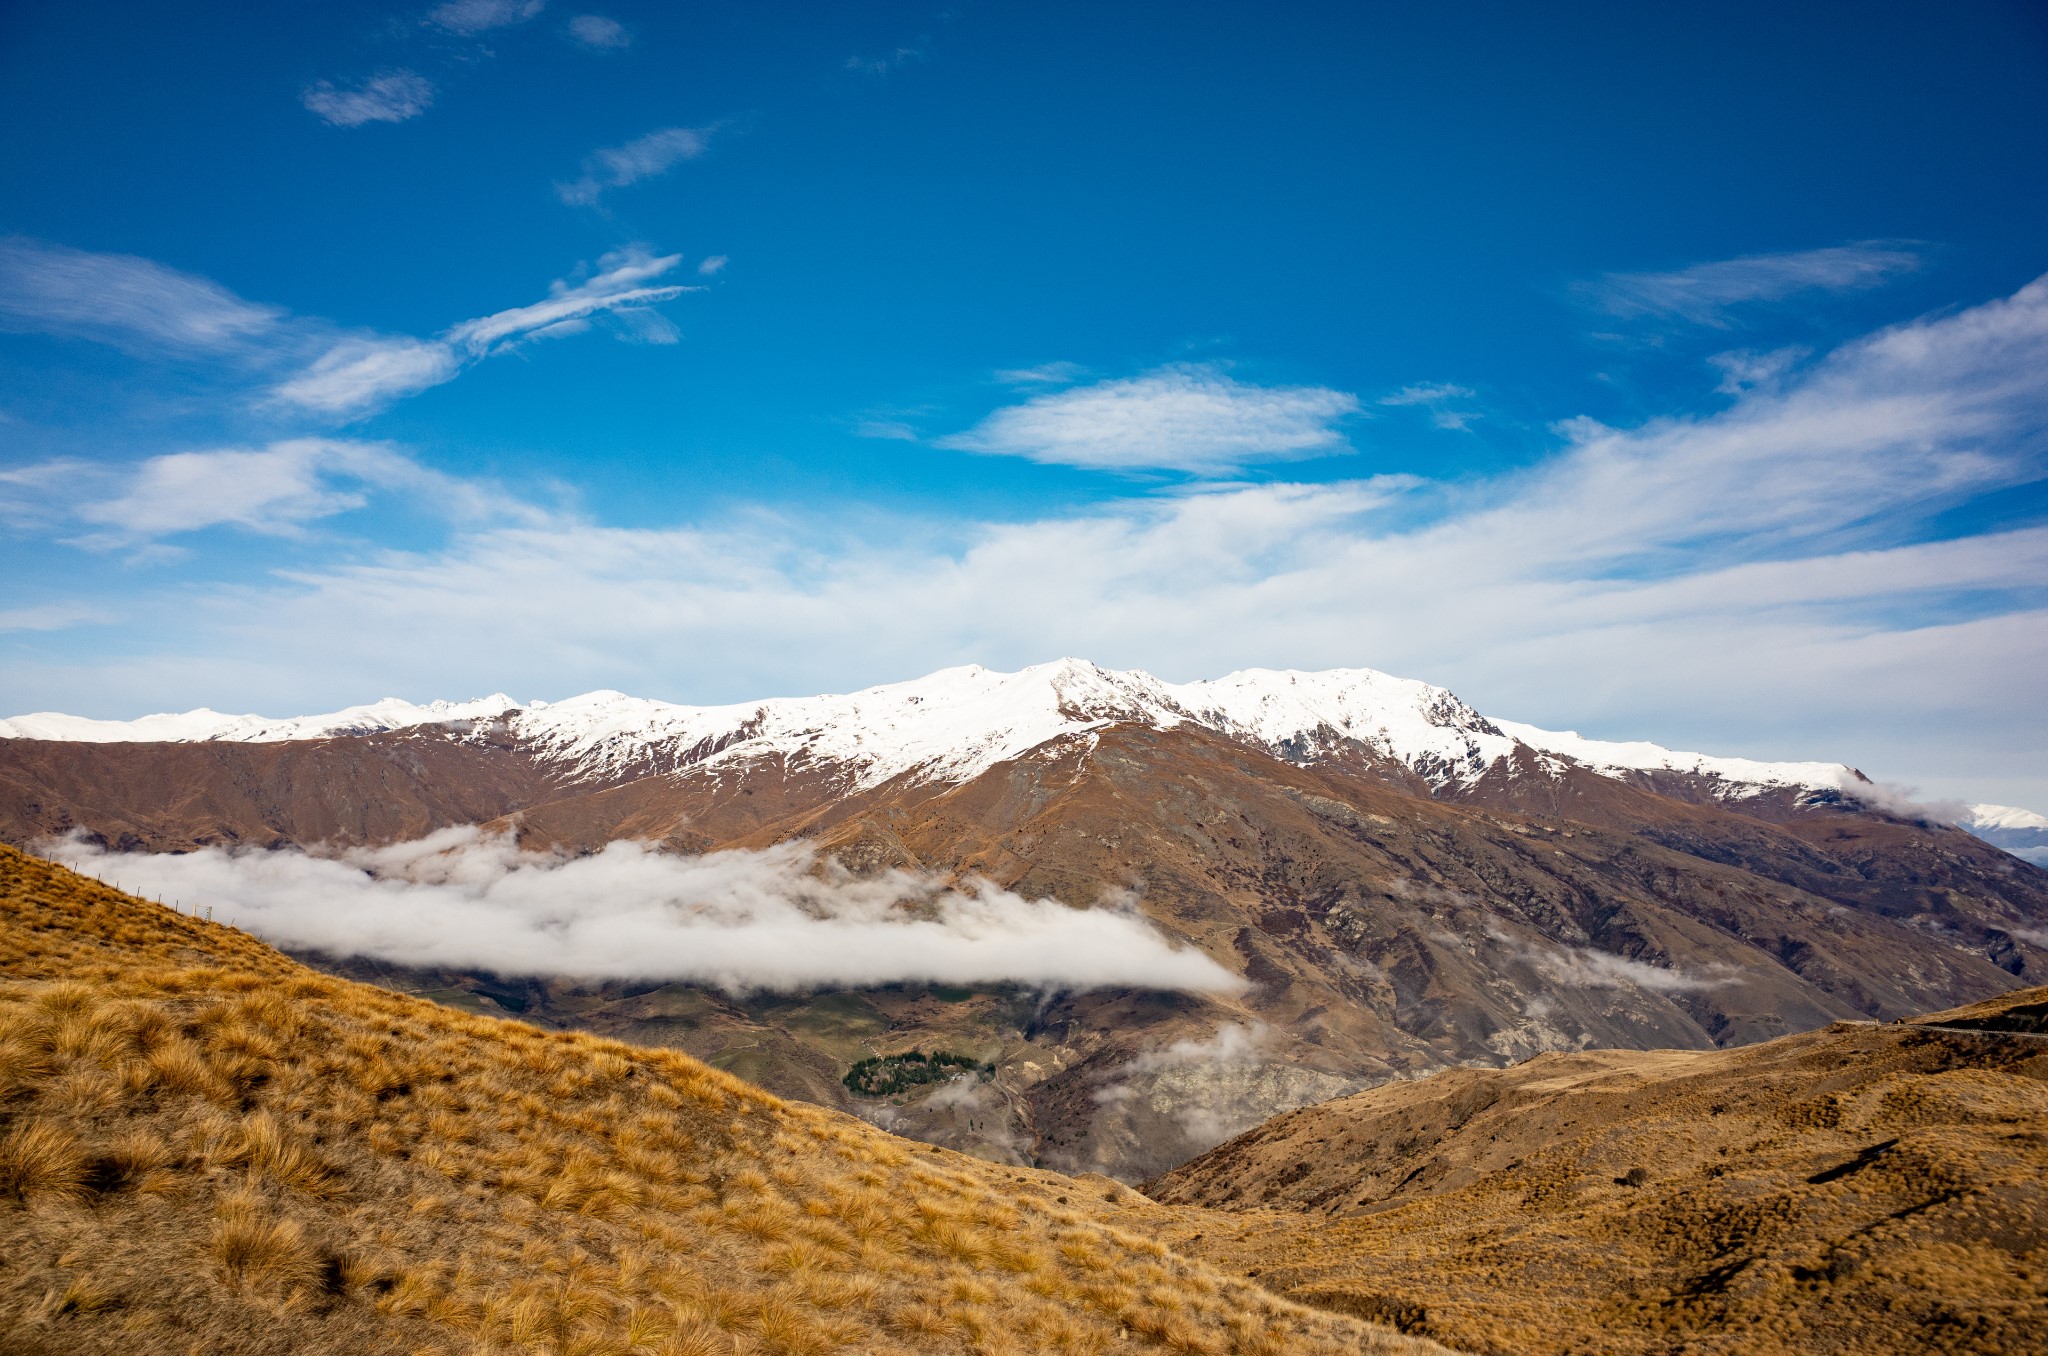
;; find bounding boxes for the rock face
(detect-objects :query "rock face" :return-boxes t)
[5,659,2046,1180]
[1141,986,2048,1356]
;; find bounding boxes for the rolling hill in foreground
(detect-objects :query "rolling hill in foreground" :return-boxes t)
[6,660,2047,1182]
[0,846,1438,1356]
[1142,987,2048,1355]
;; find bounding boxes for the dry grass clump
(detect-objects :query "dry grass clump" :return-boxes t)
[0,1119,89,1203]
[0,844,1445,1355]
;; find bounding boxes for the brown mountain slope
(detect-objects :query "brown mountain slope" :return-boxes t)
[0,844,1444,1356]
[1142,994,2048,1355]
[0,729,555,851]
[759,725,2043,1176]
[4,724,2044,1182]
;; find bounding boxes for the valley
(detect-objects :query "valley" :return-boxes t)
[5,661,2044,1181]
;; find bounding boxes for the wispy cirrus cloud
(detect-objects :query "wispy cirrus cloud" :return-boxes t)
[846,46,926,77]
[300,3,539,129]
[994,361,1087,387]
[853,419,920,442]
[556,126,715,206]
[0,236,698,419]
[272,246,697,415]
[938,364,1361,474]
[566,14,630,49]
[1577,242,1922,327]
[1378,381,1480,430]
[1707,346,1808,395]
[0,238,281,353]
[427,0,544,35]
[301,70,435,127]
[441,246,694,354]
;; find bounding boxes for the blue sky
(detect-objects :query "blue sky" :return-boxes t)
[2,0,2046,806]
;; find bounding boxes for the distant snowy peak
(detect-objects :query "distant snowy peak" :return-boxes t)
[0,694,521,744]
[0,658,1861,802]
[1965,804,2048,868]
[1968,803,2048,833]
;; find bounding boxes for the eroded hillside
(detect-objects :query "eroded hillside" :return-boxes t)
[0,845,1443,1356]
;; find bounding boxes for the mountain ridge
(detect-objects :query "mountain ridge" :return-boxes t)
[1,657,1879,809]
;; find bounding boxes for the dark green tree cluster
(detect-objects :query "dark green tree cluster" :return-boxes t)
[842,1049,996,1097]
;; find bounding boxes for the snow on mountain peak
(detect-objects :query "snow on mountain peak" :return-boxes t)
[0,661,1862,802]
[1489,719,1860,800]
[1968,803,2048,833]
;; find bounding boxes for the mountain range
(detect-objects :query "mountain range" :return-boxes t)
[5,659,2044,1181]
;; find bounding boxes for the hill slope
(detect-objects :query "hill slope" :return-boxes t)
[1144,993,2048,1354]
[0,845,1440,1356]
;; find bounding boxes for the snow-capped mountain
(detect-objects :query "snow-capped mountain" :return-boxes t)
[1966,804,2048,867]
[4,660,2042,1183]
[0,658,1865,803]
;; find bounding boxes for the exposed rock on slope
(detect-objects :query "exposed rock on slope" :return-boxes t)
[0,845,1440,1356]
[1144,989,2048,1355]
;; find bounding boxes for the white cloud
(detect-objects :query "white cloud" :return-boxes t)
[1086,1023,1352,1155]
[1841,781,1968,825]
[994,362,1087,387]
[1378,382,1480,430]
[854,419,919,442]
[7,439,537,547]
[272,245,696,414]
[43,831,1243,995]
[1124,1022,1269,1073]
[566,14,629,48]
[938,364,1361,473]
[444,245,694,353]
[73,441,395,540]
[302,70,435,127]
[556,127,714,206]
[1708,346,1809,395]
[697,255,728,276]
[427,0,544,35]
[1579,242,1921,326]
[0,237,281,352]
[1500,932,1735,993]
[271,337,462,414]
[608,308,681,344]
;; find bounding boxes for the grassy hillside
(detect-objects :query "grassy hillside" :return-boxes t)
[0,845,1442,1356]
[1144,1000,2048,1355]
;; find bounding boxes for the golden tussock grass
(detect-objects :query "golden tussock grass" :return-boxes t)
[0,844,1445,1355]
[1137,1014,2048,1356]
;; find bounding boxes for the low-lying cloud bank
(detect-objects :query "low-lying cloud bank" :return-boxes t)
[44,829,1243,995]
